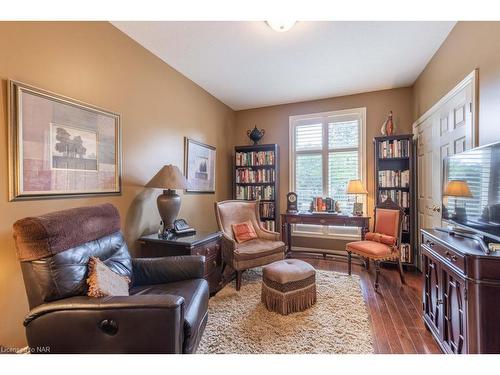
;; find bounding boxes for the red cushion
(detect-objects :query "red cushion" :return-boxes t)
[232,220,258,243]
[365,232,396,246]
[346,240,394,259]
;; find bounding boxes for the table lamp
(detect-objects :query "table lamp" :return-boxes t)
[145,165,188,236]
[443,179,472,221]
[347,179,368,216]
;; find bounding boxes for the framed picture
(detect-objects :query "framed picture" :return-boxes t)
[184,137,216,193]
[8,80,121,200]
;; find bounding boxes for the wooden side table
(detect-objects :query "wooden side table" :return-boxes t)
[280,212,370,257]
[138,231,225,295]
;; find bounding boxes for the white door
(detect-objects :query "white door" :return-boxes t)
[414,72,476,251]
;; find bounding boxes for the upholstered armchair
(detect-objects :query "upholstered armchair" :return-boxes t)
[214,200,285,290]
[13,204,209,354]
[346,197,405,291]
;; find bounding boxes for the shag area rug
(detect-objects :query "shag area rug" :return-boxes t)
[197,268,374,354]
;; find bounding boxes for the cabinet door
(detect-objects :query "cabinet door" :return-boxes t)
[442,267,467,354]
[423,253,441,335]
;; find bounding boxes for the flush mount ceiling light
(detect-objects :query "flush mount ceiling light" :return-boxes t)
[266,21,296,32]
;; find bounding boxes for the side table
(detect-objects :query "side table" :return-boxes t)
[138,231,226,295]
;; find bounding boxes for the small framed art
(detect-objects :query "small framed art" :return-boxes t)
[184,137,216,193]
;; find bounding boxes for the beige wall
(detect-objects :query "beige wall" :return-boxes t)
[413,21,500,145]
[234,87,413,250]
[0,22,235,347]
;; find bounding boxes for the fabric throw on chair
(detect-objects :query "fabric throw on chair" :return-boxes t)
[197,268,373,354]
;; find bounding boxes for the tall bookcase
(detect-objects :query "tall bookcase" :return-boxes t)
[233,144,279,231]
[374,134,416,268]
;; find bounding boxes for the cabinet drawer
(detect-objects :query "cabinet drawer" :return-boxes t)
[422,234,465,273]
[205,255,221,275]
[193,240,220,258]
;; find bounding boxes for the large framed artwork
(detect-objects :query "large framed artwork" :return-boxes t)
[8,80,121,200]
[184,137,216,193]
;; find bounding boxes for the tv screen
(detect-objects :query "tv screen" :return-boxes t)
[443,141,500,241]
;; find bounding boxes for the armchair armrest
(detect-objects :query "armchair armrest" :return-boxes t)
[256,225,281,241]
[220,232,237,264]
[24,294,184,326]
[132,255,205,286]
[24,295,185,353]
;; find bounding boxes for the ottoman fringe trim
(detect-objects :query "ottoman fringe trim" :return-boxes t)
[261,283,317,315]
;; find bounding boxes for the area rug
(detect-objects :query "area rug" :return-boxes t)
[197,268,374,354]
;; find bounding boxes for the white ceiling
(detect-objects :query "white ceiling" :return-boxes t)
[112,21,456,110]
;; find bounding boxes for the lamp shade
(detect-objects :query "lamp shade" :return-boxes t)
[443,180,473,198]
[346,179,368,195]
[145,165,187,190]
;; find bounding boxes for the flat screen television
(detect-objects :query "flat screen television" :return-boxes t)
[442,141,500,242]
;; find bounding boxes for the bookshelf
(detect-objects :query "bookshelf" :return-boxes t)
[374,134,416,267]
[233,144,279,231]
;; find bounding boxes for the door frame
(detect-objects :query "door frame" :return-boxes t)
[412,69,479,147]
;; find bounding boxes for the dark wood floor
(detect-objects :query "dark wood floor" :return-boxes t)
[293,254,442,354]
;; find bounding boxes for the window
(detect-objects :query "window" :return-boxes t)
[290,108,366,238]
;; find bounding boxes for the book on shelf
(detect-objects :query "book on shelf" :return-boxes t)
[235,168,275,183]
[378,169,410,188]
[235,150,275,166]
[400,243,412,263]
[310,197,335,212]
[379,139,410,158]
[402,214,410,232]
[235,185,275,200]
[262,220,276,232]
[379,190,410,208]
[260,202,275,219]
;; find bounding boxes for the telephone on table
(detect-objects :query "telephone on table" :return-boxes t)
[173,219,196,236]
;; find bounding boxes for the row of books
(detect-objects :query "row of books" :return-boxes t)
[262,220,276,232]
[378,169,410,188]
[402,214,410,232]
[400,243,412,263]
[379,139,410,158]
[235,185,275,200]
[260,202,275,219]
[235,151,275,166]
[379,190,410,208]
[310,197,336,212]
[235,168,275,183]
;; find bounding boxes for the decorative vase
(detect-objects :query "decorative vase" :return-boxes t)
[381,111,395,136]
[247,126,265,145]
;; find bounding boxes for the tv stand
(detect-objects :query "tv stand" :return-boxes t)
[434,227,491,254]
[421,228,500,353]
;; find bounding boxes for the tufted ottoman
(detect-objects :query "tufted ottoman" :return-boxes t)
[261,259,317,315]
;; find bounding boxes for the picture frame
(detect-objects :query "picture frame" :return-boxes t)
[184,137,216,193]
[8,80,122,201]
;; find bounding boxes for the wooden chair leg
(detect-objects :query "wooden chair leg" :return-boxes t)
[374,261,380,291]
[236,270,242,291]
[347,251,352,275]
[397,257,406,285]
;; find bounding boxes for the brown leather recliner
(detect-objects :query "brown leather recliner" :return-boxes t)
[13,203,208,354]
[214,200,285,290]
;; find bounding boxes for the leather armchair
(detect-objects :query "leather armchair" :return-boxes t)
[13,204,208,354]
[214,200,285,290]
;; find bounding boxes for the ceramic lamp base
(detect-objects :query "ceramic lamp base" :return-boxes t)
[157,189,181,230]
[353,202,364,216]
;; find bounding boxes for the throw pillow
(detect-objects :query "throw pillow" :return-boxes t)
[87,256,130,297]
[232,220,258,243]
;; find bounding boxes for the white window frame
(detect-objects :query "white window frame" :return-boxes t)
[289,107,367,240]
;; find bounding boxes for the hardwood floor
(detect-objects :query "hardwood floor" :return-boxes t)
[293,254,442,354]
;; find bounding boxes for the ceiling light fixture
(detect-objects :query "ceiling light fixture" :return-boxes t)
[266,21,296,32]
